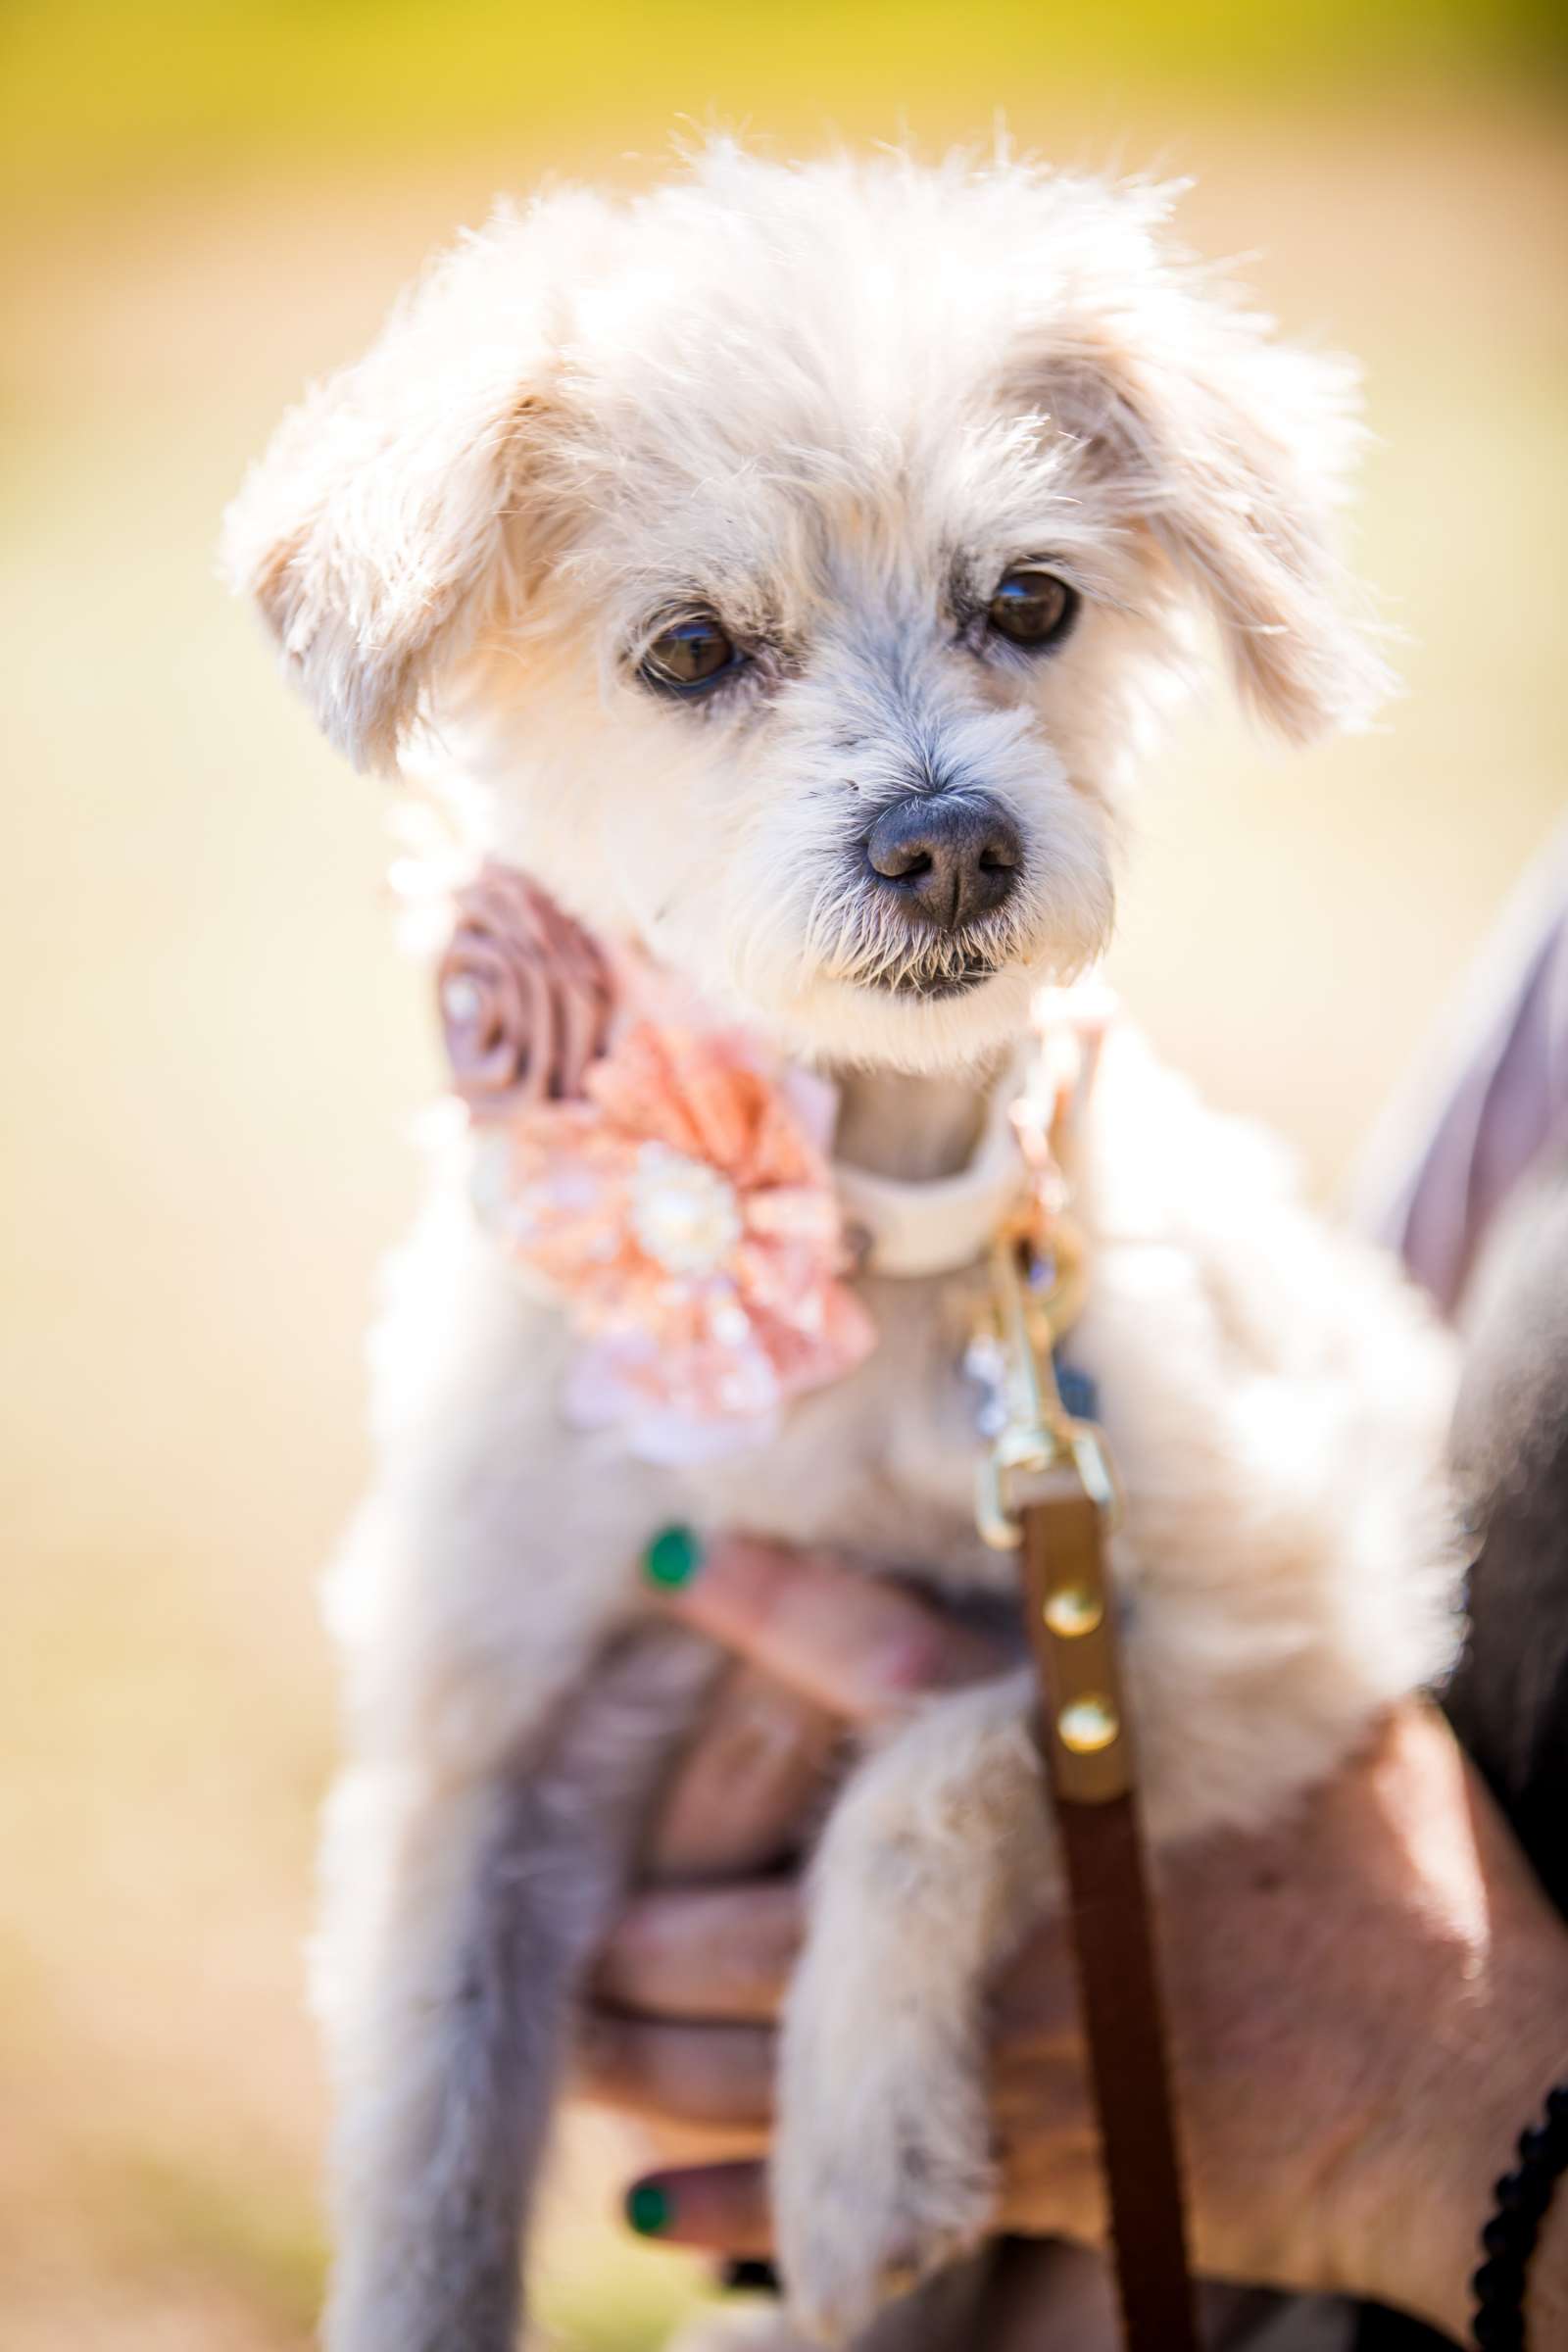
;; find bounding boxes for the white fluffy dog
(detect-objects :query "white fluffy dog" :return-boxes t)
[224,143,1458,2352]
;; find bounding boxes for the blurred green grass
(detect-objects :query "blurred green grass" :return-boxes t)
[5,0,1566,210]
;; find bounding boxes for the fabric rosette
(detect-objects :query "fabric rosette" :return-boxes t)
[438,864,616,1114]
[484,1021,874,1461]
[436,863,870,1455]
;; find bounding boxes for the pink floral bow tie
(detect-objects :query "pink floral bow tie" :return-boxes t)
[439,865,875,1461]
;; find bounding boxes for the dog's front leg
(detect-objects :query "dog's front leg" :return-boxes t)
[319,1622,716,2352]
[773,1668,1054,2346]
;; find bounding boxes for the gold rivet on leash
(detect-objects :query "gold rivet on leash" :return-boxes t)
[1043,1582,1103,1638]
[1057,1694,1119,1754]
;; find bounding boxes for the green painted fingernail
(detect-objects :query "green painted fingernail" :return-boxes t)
[625,2179,671,2236]
[643,1525,703,1592]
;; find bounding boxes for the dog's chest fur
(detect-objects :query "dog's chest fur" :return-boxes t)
[684,1265,1007,1589]
[351,1032,1456,1851]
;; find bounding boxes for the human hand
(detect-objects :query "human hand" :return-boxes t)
[580,1536,1568,2341]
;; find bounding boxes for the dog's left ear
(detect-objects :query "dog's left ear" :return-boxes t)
[1023,287,1392,742]
[221,222,577,774]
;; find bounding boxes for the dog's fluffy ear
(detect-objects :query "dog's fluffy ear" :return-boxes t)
[221,219,577,774]
[1024,257,1392,741]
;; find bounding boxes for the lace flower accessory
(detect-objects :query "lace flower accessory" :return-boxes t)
[439,867,874,1460]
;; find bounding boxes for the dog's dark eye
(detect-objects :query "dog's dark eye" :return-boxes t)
[640,616,740,692]
[987,568,1079,651]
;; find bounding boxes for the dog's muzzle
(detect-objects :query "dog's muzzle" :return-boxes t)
[846,790,1019,998]
[864,791,1022,935]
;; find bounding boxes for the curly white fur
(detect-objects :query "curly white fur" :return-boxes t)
[225,141,1452,2352]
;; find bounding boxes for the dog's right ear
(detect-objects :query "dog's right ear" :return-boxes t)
[221,223,573,774]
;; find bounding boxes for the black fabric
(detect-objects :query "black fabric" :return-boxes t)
[1357,1159,1568,2352]
[1445,1158,1568,1915]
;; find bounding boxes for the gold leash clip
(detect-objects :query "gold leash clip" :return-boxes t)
[974,1215,1121,1553]
[975,978,1123,1551]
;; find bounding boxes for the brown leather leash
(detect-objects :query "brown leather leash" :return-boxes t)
[973,995,1200,2351]
[1020,1488,1200,2352]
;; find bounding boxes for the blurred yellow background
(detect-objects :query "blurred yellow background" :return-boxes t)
[2,6,1564,2347]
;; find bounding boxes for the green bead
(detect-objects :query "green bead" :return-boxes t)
[625,2180,671,2236]
[642,1525,703,1592]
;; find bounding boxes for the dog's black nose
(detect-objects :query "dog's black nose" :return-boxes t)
[865,793,1022,932]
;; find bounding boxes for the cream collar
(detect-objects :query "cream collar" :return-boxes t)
[832,1065,1030,1279]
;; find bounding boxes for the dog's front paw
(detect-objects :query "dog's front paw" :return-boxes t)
[773,2038,995,2345]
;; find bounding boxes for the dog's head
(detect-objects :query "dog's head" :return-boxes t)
[224,145,1388,1071]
